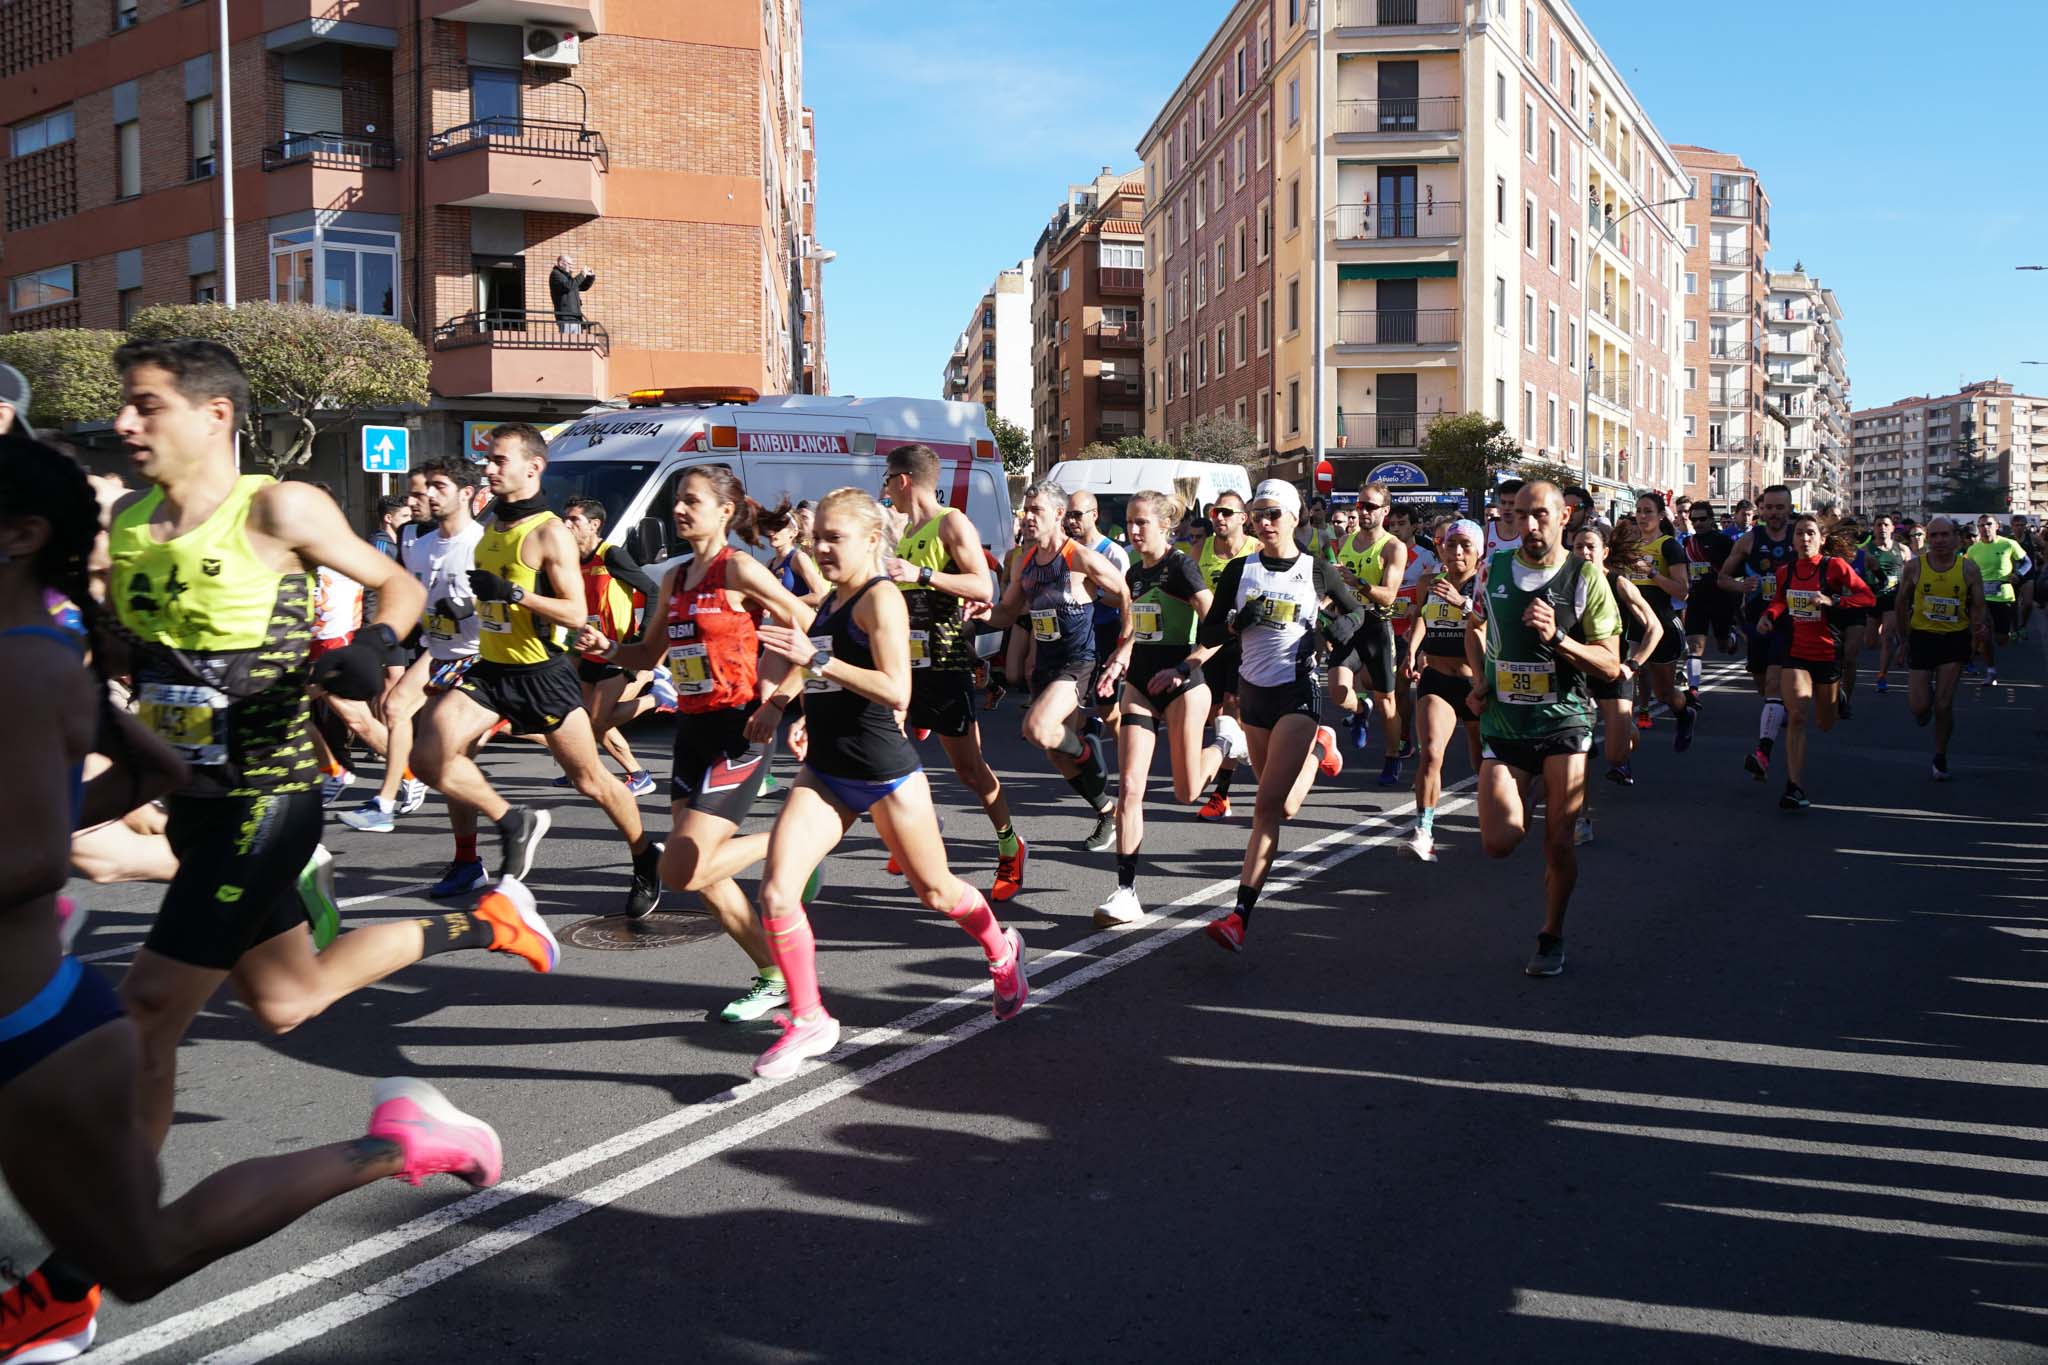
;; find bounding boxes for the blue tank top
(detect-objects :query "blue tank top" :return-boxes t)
[1744,525,1794,609]
[770,550,802,595]
[1019,540,1095,664]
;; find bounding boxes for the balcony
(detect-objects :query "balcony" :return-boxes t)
[425,0,602,27]
[8,300,79,332]
[1333,97,1461,137]
[1335,308,1456,347]
[1707,247,1750,269]
[1710,196,1751,219]
[1087,319,1143,348]
[1707,294,1748,316]
[1707,341,1752,362]
[1098,421,1141,441]
[262,132,397,171]
[1336,413,1420,449]
[427,119,607,215]
[1327,200,1462,243]
[1097,374,1144,404]
[1331,0,1460,27]
[431,311,609,400]
[1589,369,1628,410]
[1098,267,1143,295]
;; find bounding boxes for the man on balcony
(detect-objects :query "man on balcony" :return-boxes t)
[549,255,596,337]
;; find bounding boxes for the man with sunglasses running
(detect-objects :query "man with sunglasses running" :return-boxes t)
[1679,500,1738,705]
[1331,482,1408,784]
[1192,493,1255,820]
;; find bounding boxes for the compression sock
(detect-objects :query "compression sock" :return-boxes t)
[1687,655,1702,691]
[1214,765,1236,797]
[995,822,1020,857]
[1417,806,1436,836]
[1758,699,1786,755]
[763,912,823,1018]
[1234,883,1260,929]
[1117,852,1138,890]
[417,911,494,957]
[1068,761,1109,811]
[35,1256,94,1301]
[1052,729,1087,759]
[455,832,479,863]
[942,884,1010,961]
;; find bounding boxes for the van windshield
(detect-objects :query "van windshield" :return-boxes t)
[538,460,659,530]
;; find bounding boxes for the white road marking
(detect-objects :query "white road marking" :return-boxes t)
[1510,1289,2038,1361]
[108,782,1476,1364]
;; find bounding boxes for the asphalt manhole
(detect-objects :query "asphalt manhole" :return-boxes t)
[560,911,728,951]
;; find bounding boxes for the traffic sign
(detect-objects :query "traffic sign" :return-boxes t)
[1367,459,1428,486]
[1314,459,1335,494]
[362,425,410,474]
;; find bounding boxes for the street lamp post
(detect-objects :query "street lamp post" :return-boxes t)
[1579,193,1690,494]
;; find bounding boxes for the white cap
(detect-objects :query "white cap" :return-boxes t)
[1251,479,1300,518]
[1443,518,1484,547]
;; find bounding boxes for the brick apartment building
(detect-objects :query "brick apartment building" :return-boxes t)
[1851,379,2048,520]
[1030,167,1146,471]
[1140,0,1688,505]
[941,262,1031,433]
[1674,144,1775,506]
[0,0,825,483]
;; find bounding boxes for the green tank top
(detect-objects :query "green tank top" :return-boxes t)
[1862,543,1902,597]
[894,508,973,672]
[109,475,318,797]
[1197,533,1254,591]
[1478,549,1620,744]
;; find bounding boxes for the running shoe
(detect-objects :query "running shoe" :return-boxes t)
[885,851,904,876]
[1524,933,1566,978]
[1376,756,1402,787]
[1743,748,1769,780]
[1313,724,1343,778]
[549,773,574,789]
[53,895,84,952]
[763,772,781,796]
[473,876,559,973]
[1396,738,1417,761]
[990,928,1029,1021]
[319,769,356,806]
[1983,668,1999,689]
[1214,715,1249,762]
[1401,827,1437,862]
[1083,808,1117,853]
[1347,710,1369,749]
[1720,629,1740,655]
[983,681,1007,711]
[803,865,822,905]
[1686,687,1702,711]
[625,770,656,797]
[1965,663,1984,679]
[297,844,341,951]
[1931,754,1952,782]
[752,1011,841,1080]
[1197,792,1232,821]
[625,840,665,920]
[0,1263,98,1364]
[1605,764,1633,787]
[427,857,489,900]
[1837,694,1854,720]
[649,666,679,713]
[399,777,429,815]
[366,1077,503,1189]
[338,797,396,833]
[1573,815,1594,846]
[1779,783,1812,811]
[719,972,790,1023]
[992,838,1028,902]
[1635,714,1653,731]
[1874,676,1889,695]
[1674,704,1698,753]
[1094,885,1144,927]
[495,805,551,883]
[912,727,931,742]
[1204,911,1246,953]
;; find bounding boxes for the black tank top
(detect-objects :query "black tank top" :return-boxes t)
[803,577,920,782]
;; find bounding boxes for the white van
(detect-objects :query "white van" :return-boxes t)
[1043,457,1253,537]
[536,388,1014,570]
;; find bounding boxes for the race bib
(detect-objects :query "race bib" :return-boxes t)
[908,629,930,670]
[477,600,514,634]
[1495,660,1556,705]
[1689,561,1713,581]
[1420,599,1463,626]
[424,610,460,640]
[1132,602,1162,643]
[803,635,840,693]
[139,682,229,766]
[1030,609,1060,642]
[1925,595,1961,625]
[1391,597,1415,620]
[667,642,713,694]
[1757,577,1777,602]
[1259,597,1300,625]
[1787,589,1821,621]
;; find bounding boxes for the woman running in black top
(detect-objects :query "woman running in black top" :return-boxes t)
[1398,518,1484,862]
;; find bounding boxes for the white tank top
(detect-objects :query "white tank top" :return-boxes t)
[1234,552,1321,689]
[405,522,484,661]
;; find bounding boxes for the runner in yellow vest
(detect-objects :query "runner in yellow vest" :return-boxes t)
[1894,516,1985,781]
[1331,481,1409,784]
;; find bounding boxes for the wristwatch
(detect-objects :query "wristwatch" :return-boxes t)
[917,565,934,587]
[508,584,526,605]
[1548,627,1566,647]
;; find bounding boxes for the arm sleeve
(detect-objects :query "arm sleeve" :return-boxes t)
[603,545,660,596]
[1313,555,1363,615]
[1198,558,1248,647]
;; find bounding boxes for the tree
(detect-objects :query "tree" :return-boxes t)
[1520,457,1583,491]
[1179,414,1261,469]
[124,302,430,474]
[1114,434,1179,462]
[1073,441,1120,461]
[0,329,124,431]
[1418,411,1523,509]
[988,413,1032,475]
[1929,425,2008,514]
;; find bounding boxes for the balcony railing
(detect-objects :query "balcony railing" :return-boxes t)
[1098,422,1140,440]
[1708,341,1752,361]
[1327,200,1462,241]
[1098,267,1143,294]
[1706,247,1750,268]
[1333,96,1462,137]
[1707,295,1747,314]
[1590,370,1629,407]
[1334,308,1457,345]
[1336,413,1421,448]
[433,310,611,355]
[1710,196,1750,219]
[8,300,78,333]
[262,131,398,171]
[427,118,609,168]
[1331,0,1459,26]
[1097,375,1144,402]
[1087,319,1143,347]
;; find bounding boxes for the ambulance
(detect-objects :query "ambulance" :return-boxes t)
[536,387,1014,571]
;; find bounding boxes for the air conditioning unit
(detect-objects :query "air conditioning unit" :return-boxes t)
[524,27,580,66]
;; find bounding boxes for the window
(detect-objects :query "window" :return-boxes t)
[1287,77,1300,128]
[1567,320,1578,371]
[1164,285,1174,329]
[1568,231,1579,284]
[1213,155,1225,210]
[1684,415,1697,438]
[1216,323,1228,376]
[1195,175,1206,228]
[1235,397,1247,427]
[1495,72,1507,124]
[1684,319,1697,342]
[1684,367,1696,391]
[1234,309,1247,366]
[1234,220,1247,277]
[1178,196,1188,244]
[1289,0,1300,25]
[1523,291,1536,349]
[1685,224,1698,248]
[1286,278,1300,334]
[269,226,399,318]
[1257,292,1272,354]
[1683,272,1696,295]
[1548,37,1559,86]
[191,271,219,304]
[1523,388,1535,441]
[1287,177,1301,234]
[1547,124,1558,180]
[1287,379,1301,434]
[1101,242,1145,270]
[1568,403,1579,451]
[119,287,142,327]
[1060,267,1071,291]
[1546,305,1558,359]
[1061,367,1070,392]
[1495,378,1507,423]
[9,265,74,313]
[1523,7,1535,58]
[116,119,140,198]
[1197,338,1208,387]
[1257,198,1272,260]
[115,0,139,29]
[10,109,74,157]
[1235,45,1247,98]
[1494,177,1506,226]
[1256,105,1269,167]
[1683,460,1696,485]
[1148,368,1159,410]
[1196,260,1206,309]
[1233,130,1246,188]
[189,95,216,178]
[1523,100,1534,158]
[1214,239,1226,285]
[1547,214,1558,270]
[1493,276,1506,330]
[1259,14,1271,70]
[1524,196,1536,252]
[1257,391,1269,444]
[1547,396,1558,448]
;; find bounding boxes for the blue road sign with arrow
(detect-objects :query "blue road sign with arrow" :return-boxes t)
[362,425,409,474]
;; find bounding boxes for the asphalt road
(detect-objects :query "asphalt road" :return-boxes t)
[10,634,2048,1364]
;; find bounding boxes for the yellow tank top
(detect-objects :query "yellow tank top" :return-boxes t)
[110,475,289,651]
[1909,557,1969,634]
[1197,533,1253,591]
[1337,529,1391,590]
[475,511,564,665]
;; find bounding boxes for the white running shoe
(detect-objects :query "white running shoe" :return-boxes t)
[398,777,429,814]
[1401,827,1438,862]
[320,769,356,806]
[1573,815,1595,846]
[1094,885,1145,928]
[1213,714,1249,762]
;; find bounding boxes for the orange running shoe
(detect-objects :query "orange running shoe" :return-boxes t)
[991,837,1028,902]
[1198,792,1232,821]
[0,1266,98,1363]
[1313,725,1343,778]
[885,852,903,876]
[473,876,560,973]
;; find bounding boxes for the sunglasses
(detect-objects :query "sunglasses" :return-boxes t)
[1211,507,1243,517]
[1358,502,1387,512]
[1251,507,1288,523]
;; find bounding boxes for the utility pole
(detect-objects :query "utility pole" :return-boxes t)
[217,0,236,307]
[1310,0,1325,484]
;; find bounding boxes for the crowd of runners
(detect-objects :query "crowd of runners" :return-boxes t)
[0,338,2037,1361]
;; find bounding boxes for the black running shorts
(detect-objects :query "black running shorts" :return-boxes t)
[1907,629,1970,672]
[457,658,585,735]
[907,670,977,739]
[146,790,324,970]
[671,704,769,824]
[1481,728,1593,777]
[1416,666,1473,713]
[1238,673,1324,731]
[1337,616,1398,694]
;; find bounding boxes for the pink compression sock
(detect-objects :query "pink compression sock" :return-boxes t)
[943,883,1010,961]
[763,913,823,1019]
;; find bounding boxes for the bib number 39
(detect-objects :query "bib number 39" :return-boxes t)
[1495,661,1556,705]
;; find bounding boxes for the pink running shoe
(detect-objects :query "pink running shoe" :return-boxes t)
[1205,911,1246,953]
[1314,725,1343,778]
[990,928,1029,1021]
[367,1078,503,1188]
[752,1011,841,1080]
[55,895,85,952]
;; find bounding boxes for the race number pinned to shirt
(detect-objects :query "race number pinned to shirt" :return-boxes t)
[907,629,930,670]
[1030,609,1060,642]
[1787,589,1821,621]
[139,682,229,766]
[1132,602,1162,643]
[803,636,841,693]
[668,642,712,694]
[1495,660,1556,705]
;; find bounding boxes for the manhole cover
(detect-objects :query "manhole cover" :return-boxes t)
[561,912,727,951]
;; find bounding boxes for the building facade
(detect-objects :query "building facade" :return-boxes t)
[942,263,1032,432]
[1851,380,2048,520]
[1762,266,1848,510]
[1139,0,1688,504]
[1030,168,1146,470]
[1674,145,1774,506]
[0,0,823,463]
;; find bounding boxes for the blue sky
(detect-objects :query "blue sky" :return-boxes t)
[804,0,2048,411]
